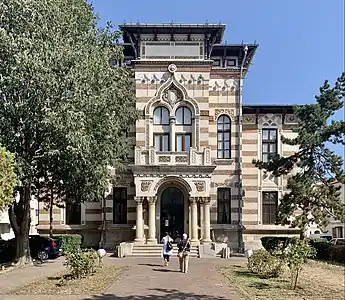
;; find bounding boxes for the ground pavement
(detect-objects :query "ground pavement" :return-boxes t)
[0,256,244,300]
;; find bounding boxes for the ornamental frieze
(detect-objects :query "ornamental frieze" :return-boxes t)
[158,156,171,163]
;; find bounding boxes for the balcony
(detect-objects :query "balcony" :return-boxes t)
[134,146,211,166]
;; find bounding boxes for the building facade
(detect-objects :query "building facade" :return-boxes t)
[37,23,300,251]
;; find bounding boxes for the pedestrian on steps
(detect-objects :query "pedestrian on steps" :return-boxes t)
[177,233,191,273]
[161,232,173,266]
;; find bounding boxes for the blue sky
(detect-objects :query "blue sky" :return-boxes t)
[91,0,344,159]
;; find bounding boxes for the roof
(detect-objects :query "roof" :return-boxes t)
[119,23,226,44]
[242,105,295,114]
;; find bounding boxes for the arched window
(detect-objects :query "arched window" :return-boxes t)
[153,106,169,125]
[175,106,192,125]
[217,115,231,159]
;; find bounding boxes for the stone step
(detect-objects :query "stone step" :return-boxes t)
[129,244,199,258]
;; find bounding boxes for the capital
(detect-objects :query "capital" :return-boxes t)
[134,196,144,204]
[147,196,158,204]
[189,197,198,205]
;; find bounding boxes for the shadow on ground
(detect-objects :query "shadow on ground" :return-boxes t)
[82,288,229,299]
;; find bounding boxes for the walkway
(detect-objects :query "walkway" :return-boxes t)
[0,257,244,300]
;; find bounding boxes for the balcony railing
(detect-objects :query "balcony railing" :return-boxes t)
[134,146,211,166]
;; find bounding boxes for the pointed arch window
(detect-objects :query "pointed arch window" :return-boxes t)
[176,106,192,125]
[153,106,169,125]
[217,115,231,159]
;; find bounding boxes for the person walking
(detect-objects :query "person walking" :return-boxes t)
[177,233,191,273]
[161,232,173,266]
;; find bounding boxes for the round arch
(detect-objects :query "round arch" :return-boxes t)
[153,176,192,194]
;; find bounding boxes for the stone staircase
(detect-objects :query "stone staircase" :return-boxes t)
[126,244,199,258]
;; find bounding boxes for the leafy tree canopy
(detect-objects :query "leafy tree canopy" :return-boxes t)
[0,145,16,208]
[0,0,137,262]
[253,73,345,232]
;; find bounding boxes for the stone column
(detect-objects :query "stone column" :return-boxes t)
[134,196,144,243]
[199,199,204,240]
[189,197,198,242]
[203,197,211,243]
[147,196,157,244]
[170,117,176,151]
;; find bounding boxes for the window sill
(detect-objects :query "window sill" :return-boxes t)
[156,151,190,154]
[213,159,234,165]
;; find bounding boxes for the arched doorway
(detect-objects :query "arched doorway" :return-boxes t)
[160,187,184,241]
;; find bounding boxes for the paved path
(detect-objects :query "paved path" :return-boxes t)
[0,256,244,300]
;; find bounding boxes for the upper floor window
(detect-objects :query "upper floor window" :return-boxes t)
[217,188,231,224]
[262,129,277,162]
[154,133,169,151]
[176,133,191,151]
[66,202,81,225]
[176,106,192,125]
[113,187,127,224]
[217,115,231,159]
[153,106,169,125]
[262,191,278,225]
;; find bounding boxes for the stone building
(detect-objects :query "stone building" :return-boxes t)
[37,23,299,253]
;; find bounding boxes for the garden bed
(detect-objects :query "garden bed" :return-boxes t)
[219,260,344,300]
[7,265,129,295]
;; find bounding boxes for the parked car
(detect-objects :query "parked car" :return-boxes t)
[0,235,62,262]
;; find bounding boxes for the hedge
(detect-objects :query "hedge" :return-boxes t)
[260,236,295,253]
[54,234,83,254]
[306,238,331,260]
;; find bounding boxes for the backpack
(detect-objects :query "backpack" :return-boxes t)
[166,240,173,251]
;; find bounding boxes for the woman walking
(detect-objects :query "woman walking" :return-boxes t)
[177,233,191,273]
[161,232,173,266]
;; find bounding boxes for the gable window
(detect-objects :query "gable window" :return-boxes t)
[262,191,278,225]
[176,133,191,151]
[262,129,277,162]
[226,59,237,67]
[176,106,192,125]
[153,106,169,125]
[66,202,81,225]
[154,133,169,151]
[113,187,127,224]
[217,115,231,159]
[217,188,231,224]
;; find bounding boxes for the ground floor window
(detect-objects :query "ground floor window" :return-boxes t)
[262,191,278,225]
[332,226,344,238]
[66,202,81,225]
[217,188,231,224]
[113,187,127,224]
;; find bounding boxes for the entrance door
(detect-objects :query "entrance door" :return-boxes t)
[160,187,184,242]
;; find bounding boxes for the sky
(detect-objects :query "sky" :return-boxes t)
[91,0,344,160]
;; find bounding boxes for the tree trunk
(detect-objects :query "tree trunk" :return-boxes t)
[49,183,54,238]
[8,184,33,266]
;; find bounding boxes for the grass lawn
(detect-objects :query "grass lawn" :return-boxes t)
[219,260,345,300]
[7,265,129,295]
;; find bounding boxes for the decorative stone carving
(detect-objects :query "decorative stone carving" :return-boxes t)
[176,155,188,163]
[149,147,155,164]
[189,197,198,204]
[194,181,205,192]
[168,64,177,73]
[214,109,235,121]
[134,196,144,204]
[162,87,183,106]
[145,119,151,148]
[242,114,256,124]
[158,156,171,163]
[205,148,211,164]
[284,114,298,124]
[140,180,153,192]
[258,114,282,128]
[147,196,158,204]
[135,147,141,164]
[194,117,200,150]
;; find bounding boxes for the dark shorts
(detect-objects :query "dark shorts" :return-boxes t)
[163,254,170,261]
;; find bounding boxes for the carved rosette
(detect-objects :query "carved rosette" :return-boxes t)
[140,180,153,192]
[194,181,205,192]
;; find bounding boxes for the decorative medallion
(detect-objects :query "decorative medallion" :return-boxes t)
[140,180,153,192]
[194,181,205,192]
[162,87,183,107]
[168,64,177,73]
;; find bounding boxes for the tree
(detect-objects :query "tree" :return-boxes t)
[253,73,345,237]
[0,145,16,211]
[0,0,137,265]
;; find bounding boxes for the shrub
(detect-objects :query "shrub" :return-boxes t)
[247,250,284,278]
[64,249,98,279]
[283,239,316,290]
[261,236,295,254]
[56,234,83,254]
[306,237,331,260]
[329,245,345,263]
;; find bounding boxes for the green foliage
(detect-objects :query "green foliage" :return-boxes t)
[253,73,345,233]
[0,0,137,261]
[56,234,83,254]
[64,248,98,279]
[306,238,331,260]
[328,244,345,263]
[261,236,295,254]
[0,145,16,209]
[283,239,316,290]
[247,250,284,279]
